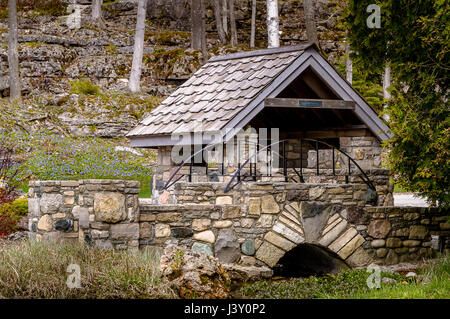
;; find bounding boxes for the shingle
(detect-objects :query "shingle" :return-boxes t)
[127,47,306,137]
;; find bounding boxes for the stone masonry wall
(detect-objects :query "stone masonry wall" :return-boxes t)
[361,206,449,264]
[28,179,449,271]
[28,179,141,251]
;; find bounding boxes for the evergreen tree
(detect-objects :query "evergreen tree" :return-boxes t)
[346,0,449,208]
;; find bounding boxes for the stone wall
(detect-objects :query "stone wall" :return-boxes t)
[361,207,449,264]
[168,177,392,207]
[28,179,449,271]
[28,179,141,251]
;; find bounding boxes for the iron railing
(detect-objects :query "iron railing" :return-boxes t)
[224,138,376,192]
[163,137,376,193]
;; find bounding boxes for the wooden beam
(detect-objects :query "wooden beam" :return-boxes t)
[301,70,337,99]
[265,98,355,110]
[279,126,371,139]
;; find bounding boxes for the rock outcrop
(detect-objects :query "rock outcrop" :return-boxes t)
[159,244,232,299]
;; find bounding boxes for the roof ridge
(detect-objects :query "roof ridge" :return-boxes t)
[208,43,316,63]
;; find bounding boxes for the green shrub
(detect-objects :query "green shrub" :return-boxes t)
[69,79,101,96]
[0,198,28,236]
[0,198,28,217]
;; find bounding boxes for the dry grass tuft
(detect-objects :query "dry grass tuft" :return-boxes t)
[0,240,177,299]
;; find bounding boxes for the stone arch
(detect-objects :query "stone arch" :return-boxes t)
[255,201,371,269]
[273,243,349,277]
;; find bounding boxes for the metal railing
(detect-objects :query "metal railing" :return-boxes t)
[224,138,376,192]
[163,138,376,193]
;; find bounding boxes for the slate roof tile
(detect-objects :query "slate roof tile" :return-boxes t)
[127,46,308,137]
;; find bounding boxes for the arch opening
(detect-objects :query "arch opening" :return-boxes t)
[273,243,350,278]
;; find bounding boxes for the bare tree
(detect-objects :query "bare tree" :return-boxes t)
[250,0,256,48]
[129,0,148,93]
[228,0,237,46]
[345,43,352,84]
[266,0,279,48]
[213,0,226,43]
[91,0,103,21]
[8,0,20,101]
[303,0,318,46]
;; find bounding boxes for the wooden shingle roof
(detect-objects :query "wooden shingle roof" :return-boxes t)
[128,43,391,147]
[128,45,310,136]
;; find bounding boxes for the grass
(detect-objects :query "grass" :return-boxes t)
[69,79,101,96]
[346,256,450,299]
[240,255,450,299]
[0,240,176,299]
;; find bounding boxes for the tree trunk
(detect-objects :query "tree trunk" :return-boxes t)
[200,0,207,63]
[250,0,256,48]
[91,0,102,20]
[8,0,20,101]
[266,0,279,48]
[383,64,391,100]
[382,64,391,121]
[191,0,203,50]
[129,0,148,93]
[228,0,237,46]
[222,0,228,36]
[303,0,318,47]
[213,0,226,43]
[345,43,352,84]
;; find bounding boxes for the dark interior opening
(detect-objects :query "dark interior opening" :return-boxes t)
[273,243,349,277]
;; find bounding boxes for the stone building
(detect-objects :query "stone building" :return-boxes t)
[127,43,392,204]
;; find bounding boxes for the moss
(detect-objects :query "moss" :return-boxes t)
[69,79,101,96]
[23,41,42,48]
[145,30,190,45]
[144,48,185,78]
[0,0,69,17]
[83,24,101,33]
[105,42,118,56]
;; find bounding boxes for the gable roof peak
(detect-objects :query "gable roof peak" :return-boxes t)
[208,42,317,63]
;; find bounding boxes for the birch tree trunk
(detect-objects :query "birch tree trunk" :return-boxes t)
[129,0,148,93]
[250,0,256,48]
[228,0,237,46]
[191,0,203,49]
[91,0,102,21]
[266,0,279,48]
[8,0,20,101]
[382,64,391,121]
[383,65,391,100]
[213,0,226,43]
[303,0,318,46]
[345,43,353,84]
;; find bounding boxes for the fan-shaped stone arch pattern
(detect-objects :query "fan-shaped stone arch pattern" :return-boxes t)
[255,201,366,267]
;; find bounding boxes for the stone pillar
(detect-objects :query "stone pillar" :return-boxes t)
[339,136,383,169]
[28,179,140,251]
